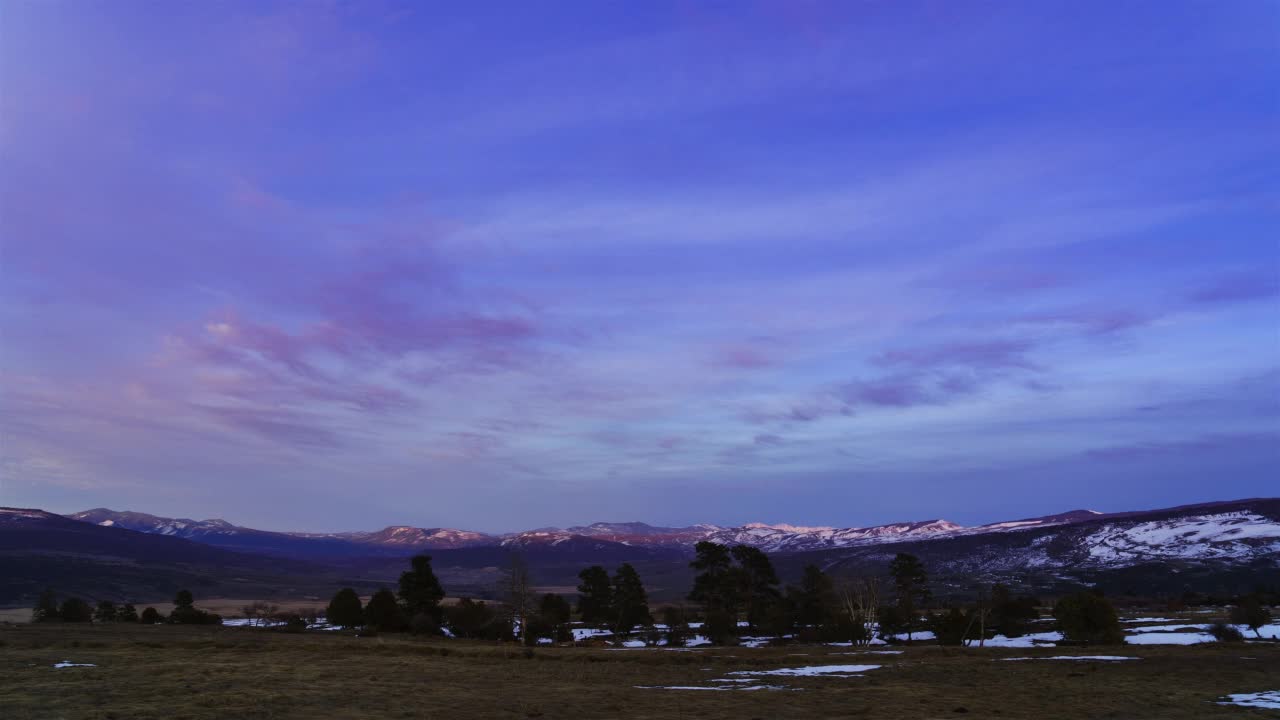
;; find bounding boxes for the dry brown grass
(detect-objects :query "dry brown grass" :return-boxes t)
[1,623,1276,720]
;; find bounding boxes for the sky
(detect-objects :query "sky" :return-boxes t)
[1,1,1277,533]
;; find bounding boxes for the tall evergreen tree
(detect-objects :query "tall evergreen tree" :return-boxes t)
[731,545,781,630]
[174,589,194,610]
[888,553,930,640]
[791,564,837,629]
[611,563,652,635]
[397,555,445,624]
[365,588,403,632]
[689,541,763,643]
[326,588,364,628]
[688,542,738,612]
[33,588,59,622]
[576,565,615,624]
[540,593,572,626]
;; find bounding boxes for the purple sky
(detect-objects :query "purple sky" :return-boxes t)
[2,2,1277,533]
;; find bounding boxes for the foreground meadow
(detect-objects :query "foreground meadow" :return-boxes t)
[1,623,1277,720]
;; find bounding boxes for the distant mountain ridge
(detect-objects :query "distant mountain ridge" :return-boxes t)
[5,499,1278,606]
[62,499,1275,559]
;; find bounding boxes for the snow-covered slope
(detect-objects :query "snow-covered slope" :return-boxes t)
[332,526,494,549]
[1081,511,1280,565]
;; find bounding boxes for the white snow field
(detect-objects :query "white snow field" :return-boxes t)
[1083,511,1280,564]
[1216,691,1280,709]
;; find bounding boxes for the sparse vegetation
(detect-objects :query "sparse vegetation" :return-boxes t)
[1207,622,1244,642]
[1053,591,1124,644]
[1230,594,1273,639]
[1,622,1273,720]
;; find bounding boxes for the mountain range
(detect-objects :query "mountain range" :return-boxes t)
[63,507,1121,557]
[3,498,1277,607]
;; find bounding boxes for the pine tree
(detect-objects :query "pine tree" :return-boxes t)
[365,588,403,632]
[33,588,59,622]
[788,564,839,640]
[540,593,572,626]
[576,566,615,624]
[731,545,781,630]
[611,563,652,635]
[888,553,930,641]
[174,589,194,610]
[326,588,364,628]
[397,555,445,625]
[689,542,739,613]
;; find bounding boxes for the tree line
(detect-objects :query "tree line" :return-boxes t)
[32,544,1275,645]
[33,588,221,625]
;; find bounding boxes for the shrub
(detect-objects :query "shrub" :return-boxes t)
[365,588,403,632]
[661,606,689,647]
[1208,622,1244,642]
[59,598,93,623]
[276,614,307,633]
[326,588,364,629]
[139,607,163,624]
[94,600,118,624]
[1230,596,1273,639]
[929,607,973,646]
[410,611,440,636]
[446,598,500,639]
[703,608,738,645]
[1053,591,1124,644]
[33,589,59,622]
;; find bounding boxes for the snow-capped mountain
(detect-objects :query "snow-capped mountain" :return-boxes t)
[59,499,1280,568]
[69,509,242,538]
[326,526,495,549]
[65,509,494,558]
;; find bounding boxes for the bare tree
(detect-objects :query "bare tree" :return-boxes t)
[838,577,880,646]
[241,600,279,627]
[503,553,534,644]
[972,587,993,647]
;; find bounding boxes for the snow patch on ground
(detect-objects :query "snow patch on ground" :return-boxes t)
[634,684,790,692]
[981,631,1063,648]
[53,661,96,668]
[1001,656,1137,661]
[729,664,881,677]
[1124,632,1214,645]
[1217,691,1280,709]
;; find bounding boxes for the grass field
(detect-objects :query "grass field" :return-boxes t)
[1,623,1277,720]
